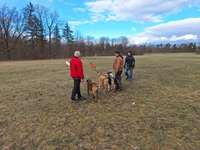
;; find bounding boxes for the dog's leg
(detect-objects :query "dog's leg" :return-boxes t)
[92,86,98,101]
[87,83,90,96]
[98,81,101,91]
[98,80,103,95]
[107,85,110,92]
[94,90,98,102]
[96,90,98,99]
[92,88,95,99]
[108,77,112,91]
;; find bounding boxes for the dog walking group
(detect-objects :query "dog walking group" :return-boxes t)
[69,50,135,102]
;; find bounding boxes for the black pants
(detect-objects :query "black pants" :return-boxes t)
[114,71,122,90]
[71,78,81,99]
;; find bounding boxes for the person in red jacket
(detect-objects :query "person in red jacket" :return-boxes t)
[70,51,86,101]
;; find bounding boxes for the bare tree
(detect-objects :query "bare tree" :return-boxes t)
[119,36,128,48]
[0,6,25,59]
[0,13,4,50]
[111,38,117,46]
[45,10,58,57]
[74,30,83,43]
[99,37,106,49]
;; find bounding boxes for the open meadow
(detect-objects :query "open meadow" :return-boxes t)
[0,53,200,150]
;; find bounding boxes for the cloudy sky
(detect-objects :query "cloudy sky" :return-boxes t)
[1,0,200,44]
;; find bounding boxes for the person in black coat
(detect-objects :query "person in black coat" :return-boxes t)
[124,51,135,80]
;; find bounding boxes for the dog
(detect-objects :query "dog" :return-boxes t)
[98,72,115,92]
[107,72,115,90]
[86,79,98,99]
[98,72,109,92]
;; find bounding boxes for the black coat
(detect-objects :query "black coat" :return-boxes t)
[125,55,135,69]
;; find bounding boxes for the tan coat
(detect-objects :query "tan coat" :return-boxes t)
[113,56,123,73]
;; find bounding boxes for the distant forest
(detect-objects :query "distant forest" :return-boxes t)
[0,3,200,60]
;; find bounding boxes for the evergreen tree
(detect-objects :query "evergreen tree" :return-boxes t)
[188,43,196,52]
[23,2,41,48]
[33,15,44,40]
[173,44,177,49]
[23,3,35,47]
[63,22,74,44]
[35,6,46,48]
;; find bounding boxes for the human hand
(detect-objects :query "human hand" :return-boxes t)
[81,78,85,83]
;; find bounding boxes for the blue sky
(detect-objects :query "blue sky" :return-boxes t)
[1,0,200,44]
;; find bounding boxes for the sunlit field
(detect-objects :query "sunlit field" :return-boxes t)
[0,53,200,149]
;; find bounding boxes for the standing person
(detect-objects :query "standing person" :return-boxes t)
[124,51,135,80]
[70,51,86,101]
[113,51,124,91]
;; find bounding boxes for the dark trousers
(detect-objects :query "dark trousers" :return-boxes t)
[114,71,122,90]
[71,78,81,99]
[125,66,134,80]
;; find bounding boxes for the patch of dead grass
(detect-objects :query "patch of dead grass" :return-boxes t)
[0,53,200,149]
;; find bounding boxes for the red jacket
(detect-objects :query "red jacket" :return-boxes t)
[70,56,84,79]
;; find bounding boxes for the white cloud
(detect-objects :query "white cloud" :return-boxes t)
[86,0,112,13]
[169,34,198,41]
[146,18,200,36]
[73,7,86,13]
[86,0,198,22]
[68,20,93,28]
[128,18,200,44]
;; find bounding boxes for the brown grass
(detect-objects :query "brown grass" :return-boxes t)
[0,53,200,150]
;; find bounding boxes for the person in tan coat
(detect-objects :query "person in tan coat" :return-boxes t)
[113,51,123,91]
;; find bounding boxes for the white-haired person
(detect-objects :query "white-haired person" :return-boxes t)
[69,51,86,102]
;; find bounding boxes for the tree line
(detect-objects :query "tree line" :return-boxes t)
[0,3,199,60]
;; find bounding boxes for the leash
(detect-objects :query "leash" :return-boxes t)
[89,62,99,74]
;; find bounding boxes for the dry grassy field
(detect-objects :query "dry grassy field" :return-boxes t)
[0,53,200,150]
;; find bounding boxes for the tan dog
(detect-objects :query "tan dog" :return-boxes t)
[86,79,98,99]
[98,73,110,92]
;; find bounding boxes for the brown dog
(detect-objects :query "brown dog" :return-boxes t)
[86,79,98,99]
